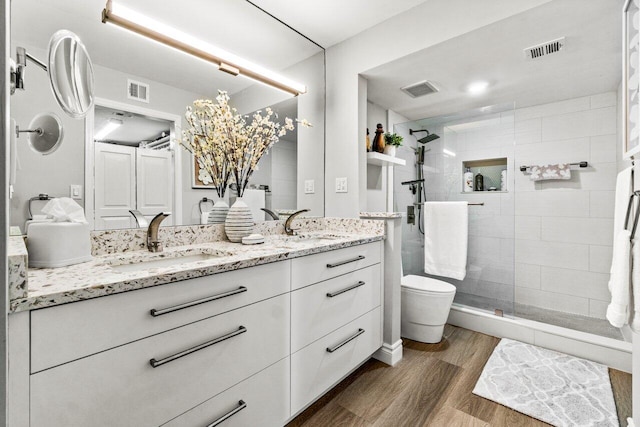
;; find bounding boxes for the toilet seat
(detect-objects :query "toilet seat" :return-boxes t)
[401,275,456,295]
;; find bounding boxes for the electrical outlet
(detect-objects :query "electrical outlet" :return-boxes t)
[304,179,315,194]
[70,184,82,200]
[335,177,348,193]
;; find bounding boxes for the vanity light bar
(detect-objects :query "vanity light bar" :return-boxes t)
[101,0,307,96]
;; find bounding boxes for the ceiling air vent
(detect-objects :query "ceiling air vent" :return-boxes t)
[401,80,439,98]
[127,79,149,103]
[524,37,565,60]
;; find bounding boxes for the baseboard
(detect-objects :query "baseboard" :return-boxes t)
[448,305,632,373]
[373,340,403,366]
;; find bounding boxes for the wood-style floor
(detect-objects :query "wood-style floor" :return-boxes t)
[288,325,632,427]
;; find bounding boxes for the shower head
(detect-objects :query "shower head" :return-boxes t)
[409,128,440,144]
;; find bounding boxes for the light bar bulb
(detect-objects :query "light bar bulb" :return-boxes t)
[104,2,307,96]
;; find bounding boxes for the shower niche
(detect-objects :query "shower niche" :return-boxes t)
[462,157,508,193]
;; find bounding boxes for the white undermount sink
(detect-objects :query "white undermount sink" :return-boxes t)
[106,250,232,273]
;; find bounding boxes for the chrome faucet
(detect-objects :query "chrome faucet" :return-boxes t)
[261,208,280,221]
[147,212,171,252]
[284,209,310,236]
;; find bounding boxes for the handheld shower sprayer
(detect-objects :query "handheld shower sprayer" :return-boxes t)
[409,128,440,144]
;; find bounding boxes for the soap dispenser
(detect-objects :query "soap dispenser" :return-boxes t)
[463,167,473,192]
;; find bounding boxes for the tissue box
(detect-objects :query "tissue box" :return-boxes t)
[27,222,92,268]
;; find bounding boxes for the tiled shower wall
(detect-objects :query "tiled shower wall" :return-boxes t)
[393,91,617,319]
[513,92,617,318]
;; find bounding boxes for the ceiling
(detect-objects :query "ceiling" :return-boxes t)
[249,0,430,48]
[363,0,622,121]
[12,0,323,98]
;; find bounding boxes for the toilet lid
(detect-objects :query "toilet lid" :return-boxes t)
[401,275,456,294]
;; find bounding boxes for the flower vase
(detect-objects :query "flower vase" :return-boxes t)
[207,199,229,224]
[224,197,255,242]
[384,145,397,157]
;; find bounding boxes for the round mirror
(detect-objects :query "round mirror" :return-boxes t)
[48,30,95,119]
[27,113,64,155]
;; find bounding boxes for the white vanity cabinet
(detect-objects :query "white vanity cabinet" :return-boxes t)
[290,241,384,416]
[12,240,384,427]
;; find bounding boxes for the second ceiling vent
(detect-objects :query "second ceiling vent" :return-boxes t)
[524,37,566,60]
[401,80,439,98]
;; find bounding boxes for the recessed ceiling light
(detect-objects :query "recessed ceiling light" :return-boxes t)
[467,81,489,95]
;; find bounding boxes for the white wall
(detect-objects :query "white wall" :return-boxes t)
[9,44,85,228]
[513,92,617,318]
[233,52,325,217]
[366,100,388,212]
[324,0,552,217]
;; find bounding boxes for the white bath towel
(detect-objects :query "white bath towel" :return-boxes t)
[423,202,468,280]
[607,229,631,328]
[613,167,633,238]
[632,241,640,331]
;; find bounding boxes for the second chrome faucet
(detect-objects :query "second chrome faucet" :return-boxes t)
[147,212,171,252]
[284,209,310,235]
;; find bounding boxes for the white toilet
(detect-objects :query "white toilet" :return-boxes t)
[401,275,456,343]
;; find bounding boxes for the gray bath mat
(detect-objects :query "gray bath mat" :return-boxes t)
[472,338,619,427]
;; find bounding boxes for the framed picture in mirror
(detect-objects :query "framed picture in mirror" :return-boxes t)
[623,0,640,158]
[191,155,217,189]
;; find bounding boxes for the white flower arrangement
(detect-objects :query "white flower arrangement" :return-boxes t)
[182,91,310,198]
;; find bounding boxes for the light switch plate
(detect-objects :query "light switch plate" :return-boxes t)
[70,184,82,200]
[335,177,348,193]
[304,179,315,194]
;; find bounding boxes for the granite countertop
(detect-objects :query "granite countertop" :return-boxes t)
[359,212,403,219]
[10,231,383,313]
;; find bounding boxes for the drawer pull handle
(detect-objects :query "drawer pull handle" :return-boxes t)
[327,281,366,298]
[207,400,247,427]
[150,326,247,368]
[326,255,365,268]
[326,328,365,353]
[150,286,248,317]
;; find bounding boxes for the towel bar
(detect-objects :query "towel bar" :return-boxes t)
[519,161,587,172]
[469,203,484,206]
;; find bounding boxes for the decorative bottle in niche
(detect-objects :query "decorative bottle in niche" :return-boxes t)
[463,167,474,192]
[366,128,372,152]
[475,172,484,191]
[372,123,386,153]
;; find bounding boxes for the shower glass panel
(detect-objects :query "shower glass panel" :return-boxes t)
[394,104,515,317]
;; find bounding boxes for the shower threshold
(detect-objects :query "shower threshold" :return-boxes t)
[453,291,623,340]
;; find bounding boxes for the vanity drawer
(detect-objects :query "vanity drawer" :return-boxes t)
[291,264,381,352]
[291,241,381,290]
[162,358,290,427]
[31,261,290,372]
[30,294,290,427]
[291,306,382,415]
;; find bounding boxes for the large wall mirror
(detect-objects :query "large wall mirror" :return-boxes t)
[9,0,325,231]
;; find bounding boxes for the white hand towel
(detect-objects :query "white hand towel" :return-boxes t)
[607,229,631,328]
[423,201,468,280]
[632,241,640,331]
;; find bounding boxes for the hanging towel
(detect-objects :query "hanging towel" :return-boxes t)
[529,163,571,181]
[613,167,633,236]
[632,241,640,331]
[606,167,634,328]
[423,201,468,280]
[607,229,631,328]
